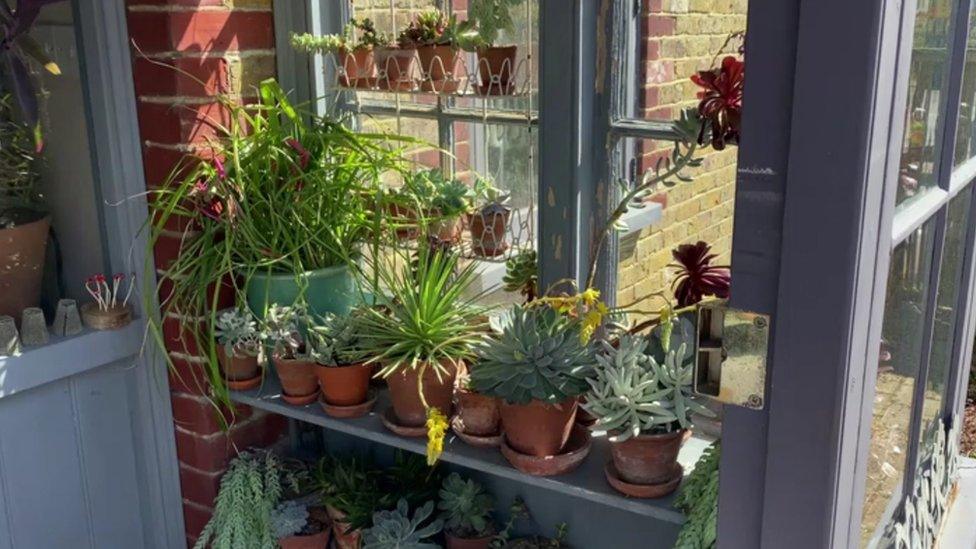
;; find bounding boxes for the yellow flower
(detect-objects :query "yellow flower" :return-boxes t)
[580,288,601,307]
[425,407,449,465]
[581,307,604,344]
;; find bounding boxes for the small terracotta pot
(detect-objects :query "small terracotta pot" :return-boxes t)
[446,532,494,549]
[375,47,417,91]
[278,529,331,549]
[457,389,501,436]
[388,203,419,240]
[316,363,372,406]
[609,429,690,485]
[417,44,461,93]
[326,505,362,549]
[499,398,578,457]
[500,425,591,476]
[216,344,260,382]
[385,360,458,427]
[431,215,464,243]
[476,45,518,95]
[273,356,319,399]
[468,207,511,257]
[338,48,376,88]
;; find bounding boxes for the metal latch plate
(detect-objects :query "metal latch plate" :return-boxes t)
[694,300,770,410]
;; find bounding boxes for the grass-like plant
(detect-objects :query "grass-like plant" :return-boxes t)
[0,93,40,226]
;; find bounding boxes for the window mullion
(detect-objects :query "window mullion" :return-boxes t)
[935,0,974,187]
[945,180,976,421]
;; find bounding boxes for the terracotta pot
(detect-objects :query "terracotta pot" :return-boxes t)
[457,389,501,436]
[446,532,494,549]
[216,344,260,382]
[338,48,376,88]
[499,398,578,457]
[501,425,591,476]
[468,207,511,257]
[417,44,461,93]
[326,505,362,549]
[388,203,419,240]
[278,529,331,549]
[375,47,417,91]
[273,356,319,398]
[609,429,689,485]
[385,360,458,427]
[431,215,463,243]
[0,215,49,323]
[316,362,372,406]
[476,45,518,95]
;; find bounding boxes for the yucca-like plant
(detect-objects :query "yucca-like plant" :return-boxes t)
[502,249,538,302]
[214,308,262,357]
[471,306,595,405]
[363,499,443,549]
[438,473,494,538]
[583,336,712,441]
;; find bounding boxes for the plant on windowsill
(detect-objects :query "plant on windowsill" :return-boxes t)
[263,304,319,405]
[399,8,478,93]
[502,249,538,302]
[355,248,488,464]
[469,177,512,258]
[428,171,475,244]
[439,473,496,549]
[363,499,443,549]
[469,306,596,475]
[469,0,523,95]
[291,17,388,88]
[214,308,264,390]
[583,334,713,498]
[306,309,375,418]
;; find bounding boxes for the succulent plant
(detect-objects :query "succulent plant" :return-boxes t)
[271,499,310,539]
[469,0,522,47]
[398,9,477,49]
[316,454,384,532]
[291,17,388,54]
[306,311,363,367]
[584,335,712,441]
[430,176,475,218]
[471,306,595,405]
[502,249,538,302]
[489,498,567,549]
[262,304,306,360]
[438,473,494,538]
[670,241,730,308]
[363,499,443,549]
[214,308,262,357]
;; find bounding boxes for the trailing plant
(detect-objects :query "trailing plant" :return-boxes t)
[195,451,308,549]
[438,473,494,538]
[362,499,443,549]
[470,305,595,405]
[673,442,720,549]
[398,8,477,49]
[306,310,363,366]
[215,308,263,357]
[469,0,522,47]
[502,249,538,302]
[670,241,730,308]
[291,17,388,54]
[263,304,305,360]
[489,498,567,549]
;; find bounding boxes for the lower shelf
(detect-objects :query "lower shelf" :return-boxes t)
[230,375,716,525]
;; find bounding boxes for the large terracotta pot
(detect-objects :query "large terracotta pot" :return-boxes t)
[609,429,689,485]
[375,47,417,91]
[457,389,501,436]
[446,532,494,549]
[0,215,49,322]
[315,362,372,406]
[468,206,511,257]
[417,44,461,93]
[215,344,260,381]
[326,505,362,549]
[278,529,331,549]
[338,48,375,88]
[499,398,578,457]
[385,360,458,427]
[476,45,518,95]
[273,356,319,399]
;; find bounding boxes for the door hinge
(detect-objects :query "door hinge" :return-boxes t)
[692,299,770,410]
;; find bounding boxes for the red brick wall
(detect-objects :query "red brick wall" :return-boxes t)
[124,1,285,546]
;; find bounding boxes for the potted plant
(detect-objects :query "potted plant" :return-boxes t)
[292,18,387,88]
[307,310,375,418]
[490,498,567,549]
[501,249,538,303]
[468,177,511,257]
[214,308,264,390]
[264,304,319,405]
[356,248,486,457]
[583,335,712,498]
[400,9,477,93]
[470,306,595,475]
[428,171,474,244]
[454,371,502,447]
[469,0,522,95]
[273,498,333,549]
[318,455,384,549]
[81,272,135,330]
[362,499,443,549]
[376,25,419,91]
[438,473,495,549]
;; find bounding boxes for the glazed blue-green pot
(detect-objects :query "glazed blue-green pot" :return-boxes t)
[245,264,357,318]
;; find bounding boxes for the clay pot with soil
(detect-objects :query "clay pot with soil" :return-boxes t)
[417,44,461,93]
[609,429,689,484]
[0,213,49,321]
[215,344,261,390]
[278,503,332,549]
[468,204,511,257]
[499,398,578,457]
[385,360,458,430]
[476,45,518,95]
[375,46,417,91]
[454,387,502,447]
[315,362,375,418]
[338,48,376,88]
[326,505,362,549]
[273,355,319,405]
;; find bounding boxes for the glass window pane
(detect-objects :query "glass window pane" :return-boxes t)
[919,187,974,447]
[896,0,955,207]
[859,220,937,546]
[954,5,976,166]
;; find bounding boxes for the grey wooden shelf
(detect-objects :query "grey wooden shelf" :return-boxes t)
[230,374,715,525]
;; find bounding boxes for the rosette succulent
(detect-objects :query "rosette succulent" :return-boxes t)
[502,249,538,302]
[438,473,494,538]
[214,308,262,357]
[470,306,595,404]
[306,311,363,367]
[670,241,730,308]
[362,499,443,549]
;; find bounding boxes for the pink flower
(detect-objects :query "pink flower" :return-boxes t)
[213,157,226,179]
[286,138,310,170]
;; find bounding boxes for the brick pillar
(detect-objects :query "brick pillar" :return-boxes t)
[124,2,286,546]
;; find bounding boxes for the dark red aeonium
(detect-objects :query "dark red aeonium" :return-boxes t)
[670,241,731,308]
[690,55,744,150]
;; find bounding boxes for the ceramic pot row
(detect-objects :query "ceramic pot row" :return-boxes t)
[387,205,511,258]
[337,45,519,95]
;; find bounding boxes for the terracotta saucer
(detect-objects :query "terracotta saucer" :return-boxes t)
[281,390,318,406]
[500,425,592,476]
[227,374,262,391]
[451,416,503,448]
[604,461,683,498]
[320,392,377,419]
[381,407,429,438]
